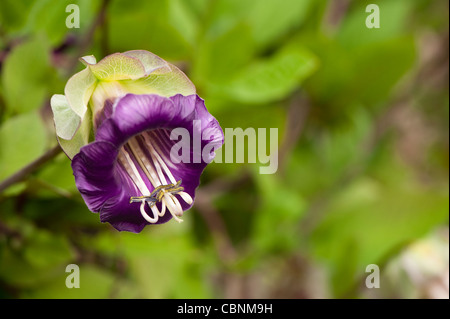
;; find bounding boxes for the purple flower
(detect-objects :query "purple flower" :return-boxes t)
[72,94,223,232]
[50,51,223,232]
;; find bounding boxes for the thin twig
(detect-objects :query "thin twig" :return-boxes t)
[322,0,351,33]
[68,0,111,74]
[278,93,310,175]
[195,189,237,263]
[0,145,62,194]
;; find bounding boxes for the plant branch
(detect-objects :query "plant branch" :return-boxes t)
[68,0,111,74]
[278,92,310,175]
[195,189,237,264]
[0,145,62,194]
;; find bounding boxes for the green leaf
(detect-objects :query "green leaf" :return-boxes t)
[337,0,414,49]
[168,0,199,46]
[212,47,318,104]
[247,0,313,48]
[349,37,416,105]
[192,23,255,85]
[0,111,47,182]
[0,0,32,33]
[300,33,355,108]
[302,34,415,113]
[1,36,53,114]
[204,0,312,50]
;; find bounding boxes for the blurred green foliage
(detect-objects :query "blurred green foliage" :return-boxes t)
[0,0,448,298]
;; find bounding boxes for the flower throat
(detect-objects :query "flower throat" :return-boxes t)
[117,129,193,224]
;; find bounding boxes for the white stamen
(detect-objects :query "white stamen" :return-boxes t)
[147,143,168,185]
[148,131,178,170]
[140,201,158,223]
[128,138,161,187]
[119,150,151,196]
[178,191,193,205]
[150,130,172,155]
[122,130,195,225]
[159,200,166,217]
[163,194,183,223]
[170,195,184,217]
[150,203,161,220]
[143,133,177,184]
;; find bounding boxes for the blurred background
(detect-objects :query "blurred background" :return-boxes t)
[0,0,448,299]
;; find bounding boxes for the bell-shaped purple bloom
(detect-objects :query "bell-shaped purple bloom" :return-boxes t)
[72,93,223,233]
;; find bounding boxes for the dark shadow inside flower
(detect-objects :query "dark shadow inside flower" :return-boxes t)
[71,94,223,233]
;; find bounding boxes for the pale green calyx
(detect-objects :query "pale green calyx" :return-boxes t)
[50,50,196,159]
[50,94,81,140]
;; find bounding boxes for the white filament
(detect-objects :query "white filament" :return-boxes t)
[118,133,193,224]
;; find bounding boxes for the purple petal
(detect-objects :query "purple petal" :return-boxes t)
[72,94,224,232]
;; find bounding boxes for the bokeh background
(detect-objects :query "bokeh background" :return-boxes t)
[0,0,448,299]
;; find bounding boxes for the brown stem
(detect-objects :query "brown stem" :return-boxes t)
[68,0,111,74]
[278,93,310,175]
[0,145,62,194]
[195,189,237,263]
